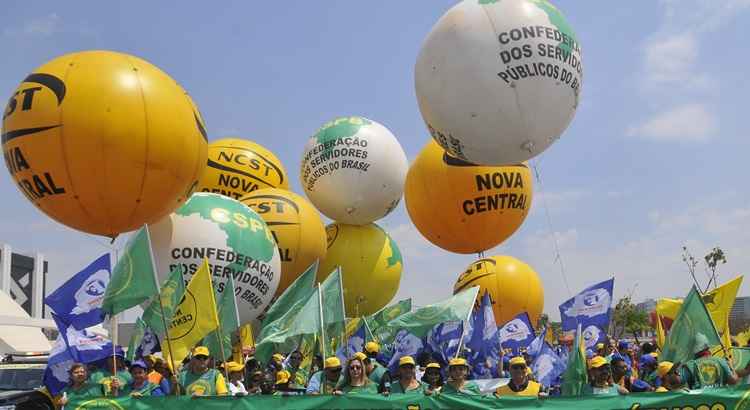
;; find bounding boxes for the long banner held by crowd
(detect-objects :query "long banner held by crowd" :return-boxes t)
[67,386,750,410]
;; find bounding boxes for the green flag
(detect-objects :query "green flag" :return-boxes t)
[561,324,588,396]
[205,274,241,360]
[381,287,479,339]
[102,226,159,316]
[126,318,147,362]
[366,299,412,342]
[321,268,346,356]
[731,347,750,370]
[661,286,723,365]
[142,266,186,335]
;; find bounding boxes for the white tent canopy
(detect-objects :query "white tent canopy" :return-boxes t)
[0,289,52,354]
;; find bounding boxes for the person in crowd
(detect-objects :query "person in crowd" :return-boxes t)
[640,353,660,388]
[421,362,443,393]
[441,358,481,395]
[90,350,132,396]
[617,341,638,378]
[273,370,297,395]
[260,371,276,395]
[655,362,689,392]
[306,356,343,395]
[416,351,433,381]
[267,353,284,376]
[641,342,657,356]
[245,369,265,395]
[611,355,651,393]
[364,342,387,385]
[285,350,307,389]
[595,343,607,358]
[384,356,426,395]
[335,355,377,395]
[495,356,541,397]
[178,346,228,396]
[583,356,628,396]
[123,360,164,397]
[684,334,741,389]
[224,361,247,396]
[309,355,324,377]
[146,358,171,395]
[59,363,104,407]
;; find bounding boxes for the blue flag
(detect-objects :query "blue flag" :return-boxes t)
[43,336,76,395]
[526,326,546,360]
[336,323,366,364]
[423,322,464,367]
[135,325,161,358]
[558,278,615,350]
[498,312,536,354]
[45,254,110,330]
[531,342,567,387]
[466,292,500,379]
[53,314,113,364]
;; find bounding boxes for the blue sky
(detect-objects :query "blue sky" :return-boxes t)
[1,1,749,321]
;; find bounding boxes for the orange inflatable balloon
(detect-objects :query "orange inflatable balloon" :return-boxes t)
[454,255,544,326]
[405,141,532,254]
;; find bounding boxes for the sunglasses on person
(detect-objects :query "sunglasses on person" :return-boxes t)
[194,355,209,361]
[510,364,526,370]
[327,367,342,373]
[349,365,362,370]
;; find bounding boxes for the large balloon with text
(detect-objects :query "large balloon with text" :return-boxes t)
[1,50,208,237]
[405,141,532,254]
[454,255,544,326]
[300,117,408,225]
[318,223,403,316]
[415,0,583,165]
[239,188,327,297]
[197,138,289,199]
[150,193,281,324]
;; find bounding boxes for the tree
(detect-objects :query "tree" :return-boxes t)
[681,245,727,292]
[610,296,651,343]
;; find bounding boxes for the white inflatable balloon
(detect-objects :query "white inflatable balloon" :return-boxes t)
[300,116,408,225]
[415,0,583,165]
[150,193,281,324]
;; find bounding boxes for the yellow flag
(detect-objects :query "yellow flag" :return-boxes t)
[656,298,682,320]
[655,312,665,349]
[162,260,220,364]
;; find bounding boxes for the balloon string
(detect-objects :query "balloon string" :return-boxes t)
[530,159,573,299]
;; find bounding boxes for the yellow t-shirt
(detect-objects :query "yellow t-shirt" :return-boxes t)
[496,380,541,397]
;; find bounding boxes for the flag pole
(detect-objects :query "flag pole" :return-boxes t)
[318,282,326,359]
[362,316,375,342]
[337,268,346,351]
[144,225,181,395]
[454,288,479,359]
[110,246,119,397]
[215,278,235,385]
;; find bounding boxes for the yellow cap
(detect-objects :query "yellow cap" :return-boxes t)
[449,358,468,367]
[509,356,527,366]
[324,357,341,369]
[595,343,605,350]
[657,361,675,378]
[224,361,245,373]
[352,352,367,361]
[365,341,380,354]
[425,362,441,370]
[649,352,659,358]
[399,356,416,366]
[275,370,290,385]
[192,346,209,357]
[272,353,284,362]
[589,356,608,369]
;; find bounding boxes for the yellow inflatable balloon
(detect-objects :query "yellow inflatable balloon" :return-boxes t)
[198,138,289,199]
[454,255,544,326]
[239,188,326,297]
[405,141,532,254]
[319,223,402,316]
[1,50,207,237]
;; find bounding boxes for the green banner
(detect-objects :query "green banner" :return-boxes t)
[69,385,750,410]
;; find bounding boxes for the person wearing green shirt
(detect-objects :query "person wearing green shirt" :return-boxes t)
[306,357,343,395]
[364,342,386,385]
[285,350,308,389]
[684,334,743,389]
[89,353,132,397]
[440,358,481,395]
[384,356,427,395]
[654,361,689,393]
[178,346,229,396]
[582,356,628,396]
[334,355,378,395]
[59,363,104,407]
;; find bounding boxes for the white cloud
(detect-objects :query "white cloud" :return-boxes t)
[4,14,61,37]
[643,34,699,85]
[626,103,718,141]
